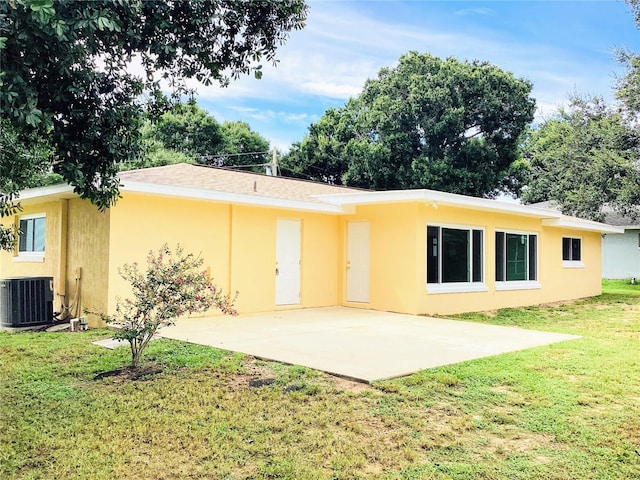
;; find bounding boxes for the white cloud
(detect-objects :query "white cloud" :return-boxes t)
[455,7,496,17]
[117,1,634,148]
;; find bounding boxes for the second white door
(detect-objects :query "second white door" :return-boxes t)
[346,221,370,303]
[275,219,301,305]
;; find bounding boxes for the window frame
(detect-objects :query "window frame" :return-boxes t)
[14,213,46,263]
[495,229,541,291]
[427,223,487,294]
[562,236,584,268]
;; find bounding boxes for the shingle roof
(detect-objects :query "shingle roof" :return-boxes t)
[118,163,364,205]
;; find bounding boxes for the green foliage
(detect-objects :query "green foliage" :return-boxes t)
[219,120,271,172]
[616,0,640,116]
[138,103,271,171]
[101,244,238,368]
[282,52,535,197]
[0,117,53,250]
[150,103,223,159]
[0,0,307,211]
[522,95,640,221]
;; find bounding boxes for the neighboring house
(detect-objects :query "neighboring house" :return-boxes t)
[0,163,622,326]
[601,210,640,280]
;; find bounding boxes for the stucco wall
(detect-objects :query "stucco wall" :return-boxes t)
[229,205,339,313]
[602,229,640,279]
[340,202,603,316]
[106,193,340,316]
[341,203,421,314]
[65,198,110,326]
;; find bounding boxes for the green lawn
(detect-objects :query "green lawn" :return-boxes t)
[1,280,639,479]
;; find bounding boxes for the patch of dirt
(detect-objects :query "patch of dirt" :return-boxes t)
[489,433,555,457]
[223,357,277,391]
[331,375,371,393]
[93,364,163,381]
[248,378,276,388]
[490,385,511,395]
[242,358,275,377]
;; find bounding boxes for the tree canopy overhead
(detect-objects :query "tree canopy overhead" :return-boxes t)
[522,96,640,221]
[282,51,536,197]
[617,0,640,116]
[130,103,271,173]
[0,0,307,210]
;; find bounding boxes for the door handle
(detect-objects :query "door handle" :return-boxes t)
[276,267,279,276]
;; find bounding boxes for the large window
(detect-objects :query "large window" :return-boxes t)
[495,231,537,283]
[18,215,45,254]
[427,225,483,289]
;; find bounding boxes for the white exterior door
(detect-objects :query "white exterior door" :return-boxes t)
[346,221,370,303]
[276,219,301,305]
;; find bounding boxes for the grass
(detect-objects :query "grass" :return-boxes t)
[1,280,639,479]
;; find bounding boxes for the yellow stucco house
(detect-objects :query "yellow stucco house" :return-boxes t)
[0,163,622,326]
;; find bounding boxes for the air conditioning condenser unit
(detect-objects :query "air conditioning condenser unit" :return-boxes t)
[0,277,54,328]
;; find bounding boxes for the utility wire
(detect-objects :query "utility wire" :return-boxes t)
[200,150,270,160]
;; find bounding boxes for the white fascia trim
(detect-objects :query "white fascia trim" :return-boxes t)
[495,281,542,291]
[313,190,563,219]
[541,217,624,234]
[427,282,488,294]
[17,184,74,202]
[121,181,347,214]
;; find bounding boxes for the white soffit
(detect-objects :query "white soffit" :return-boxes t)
[15,184,75,205]
[313,189,563,219]
[541,217,624,234]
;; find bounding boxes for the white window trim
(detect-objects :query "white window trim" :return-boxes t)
[495,229,539,283]
[428,282,488,295]
[562,260,585,269]
[15,213,46,259]
[13,253,45,263]
[426,223,485,289]
[19,213,47,221]
[495,280,542,291]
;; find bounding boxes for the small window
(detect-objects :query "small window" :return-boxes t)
[427,225,484,288]
[562,237,583,267]
[18,215,46,254]
[495,231,538,282]
[562,237,581,261]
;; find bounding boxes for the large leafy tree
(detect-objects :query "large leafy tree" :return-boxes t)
[522,96,640,221]
[282,52,536,197]
[0,0,306,249]
[150,103,224,159]
[617,0,640,116]
[217,120,271,172]
[134,103,270,172]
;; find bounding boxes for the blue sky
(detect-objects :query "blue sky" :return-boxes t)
[191,0,639,151]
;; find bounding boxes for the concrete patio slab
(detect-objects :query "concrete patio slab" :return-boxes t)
[160,307,579,383]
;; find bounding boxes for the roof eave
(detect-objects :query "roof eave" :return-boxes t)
[541,218,624,234]
[13,184,75,205]
[121,181,349,214]
[313,190,563,219]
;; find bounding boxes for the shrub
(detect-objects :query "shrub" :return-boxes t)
[101,244,237,368]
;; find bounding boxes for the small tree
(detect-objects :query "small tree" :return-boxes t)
[102,244,237,368]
